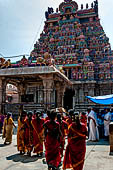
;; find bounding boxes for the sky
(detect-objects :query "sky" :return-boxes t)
[0,0,113,62]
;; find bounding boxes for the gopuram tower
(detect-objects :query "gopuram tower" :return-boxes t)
[30,0,113,110]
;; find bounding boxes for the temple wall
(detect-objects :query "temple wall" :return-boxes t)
[73,81,113,111]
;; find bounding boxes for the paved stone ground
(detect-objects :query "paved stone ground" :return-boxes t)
[0,133,113,170]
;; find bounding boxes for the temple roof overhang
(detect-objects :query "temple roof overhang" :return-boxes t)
[0,66,72,86]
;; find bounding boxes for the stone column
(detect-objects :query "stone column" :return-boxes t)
[67,69,69,79]
[17,84,26,103]
[88,84,95,96]
[79,87,84,104]
[73,95,76,109]
[56,82,65,108]
[43,79,54,110]
[18,89,21,103]
[87,83,95,105]
[109,122,113,155]
[74,87,78,104]
[2,79,7,104]
[1,78,7,114]
[60,90,65,107]
[43,89,47,108]
[56,88,62,108]
[99,84,104,96]
[17,84,26,114]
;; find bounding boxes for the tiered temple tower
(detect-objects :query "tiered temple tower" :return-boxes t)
[30,0,113,110]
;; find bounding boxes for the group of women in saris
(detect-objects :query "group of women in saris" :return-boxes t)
[17,110,44,156]
[44,109,87,170]
[16,108,87,170]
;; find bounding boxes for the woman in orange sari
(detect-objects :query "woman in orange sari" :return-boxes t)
[63,113,87,170]
[24,111,33,156]
[65,109,74,127]
[17,110,27,154]
[2,113,16,145]
[32,111,44,156]
[44,110,62,170]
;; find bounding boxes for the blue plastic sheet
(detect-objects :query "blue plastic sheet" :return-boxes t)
[86,94,113,105]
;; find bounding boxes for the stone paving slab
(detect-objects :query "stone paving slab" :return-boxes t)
[84,141,113,170]
[0,134,113,170]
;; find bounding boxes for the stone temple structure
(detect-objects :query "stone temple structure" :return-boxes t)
[0,0,113,114]
[30,0,113,110]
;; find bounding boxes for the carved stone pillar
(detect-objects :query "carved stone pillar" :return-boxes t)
[2,79,7,104]
[79,86,84,104]
[87,83,96,105]
[73,86,78,106]
[43,79,54,109]
[67,69,69,79]
[56,82,65,108]
[60,90,65,107]
[99,84,104,96]
[56,88,62,108]
[87,83,95,96]
[73,95,76,109]
[0,78,7,114]
[17,84,26,113]
[43,89,47,107]
[18,84,26,103]
[17,89,21,103]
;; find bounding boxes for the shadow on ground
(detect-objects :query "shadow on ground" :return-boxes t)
[0,143,10,147]
[6,153,41,163]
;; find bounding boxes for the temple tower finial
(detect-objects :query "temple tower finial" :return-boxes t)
[94,0,98,16]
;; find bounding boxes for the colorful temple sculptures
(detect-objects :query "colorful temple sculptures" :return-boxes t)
[29,0,113,82]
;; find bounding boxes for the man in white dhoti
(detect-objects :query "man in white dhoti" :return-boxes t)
[88,107,99,142]
[104,108,111,140]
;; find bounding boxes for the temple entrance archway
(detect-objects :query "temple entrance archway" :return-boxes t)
[6,83,19,104]
[64,88,75,111]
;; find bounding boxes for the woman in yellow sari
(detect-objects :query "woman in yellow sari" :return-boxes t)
[2,113,16,145]
[17,110,27,154]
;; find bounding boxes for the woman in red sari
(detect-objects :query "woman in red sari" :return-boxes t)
[63,113,87,170]
[32,111,44,156]
[44,110,62,170]
[80,112,87,127]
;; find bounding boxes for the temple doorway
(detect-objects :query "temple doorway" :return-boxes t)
[63,88,75,111]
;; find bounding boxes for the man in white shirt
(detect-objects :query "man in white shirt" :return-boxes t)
[88,107,99,142]
[104,108,111,140]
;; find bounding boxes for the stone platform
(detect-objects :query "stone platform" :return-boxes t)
[0,134,113,170]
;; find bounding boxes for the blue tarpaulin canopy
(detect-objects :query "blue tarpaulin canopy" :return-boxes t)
[86,94,113,105]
